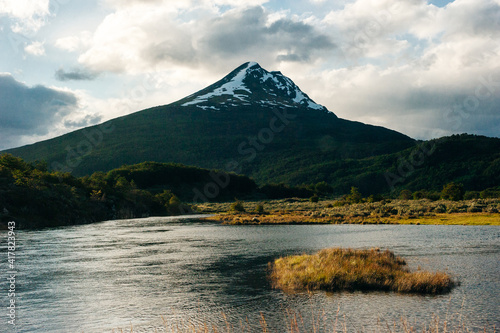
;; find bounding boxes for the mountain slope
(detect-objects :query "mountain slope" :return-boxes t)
[288,134,500,195]
[4,62,416,184]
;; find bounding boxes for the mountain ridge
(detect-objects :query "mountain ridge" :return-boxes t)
[4,61,416,185]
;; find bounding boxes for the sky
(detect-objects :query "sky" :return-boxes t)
[0,0,499,150]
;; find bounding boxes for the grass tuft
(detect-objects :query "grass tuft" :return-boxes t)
[269,248,456,294]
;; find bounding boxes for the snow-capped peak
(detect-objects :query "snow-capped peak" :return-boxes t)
[182,62,255,107]
[180,62,330,113]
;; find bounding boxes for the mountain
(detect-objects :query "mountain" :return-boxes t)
[178,61,329,112]
[4,62,416,187]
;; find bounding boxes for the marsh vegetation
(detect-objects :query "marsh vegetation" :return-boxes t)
[269,248,456,294]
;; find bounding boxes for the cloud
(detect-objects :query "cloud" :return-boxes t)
[104,0,269,10]
[278,0,500,140]
[201,6,335,63]
[55,68,99,81]
[3,0,497,146]
[0,0,50,33]
[63,114,102,128]
[77,4,335,74]
[303,48,500,139]
[24,41,45,56]
[0,73,79,149]
[55,31,92,52]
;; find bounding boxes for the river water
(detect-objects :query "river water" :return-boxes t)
[1,215,499,332]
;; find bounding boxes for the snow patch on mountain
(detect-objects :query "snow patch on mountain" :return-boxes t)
[181,61,328,112]
[182,62,255,106]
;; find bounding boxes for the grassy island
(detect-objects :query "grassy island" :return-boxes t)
[269,248,456,294]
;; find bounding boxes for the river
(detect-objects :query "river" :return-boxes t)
[1,215,499,332]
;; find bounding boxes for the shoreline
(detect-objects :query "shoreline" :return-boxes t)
[197,198,500,226]
[203,212,500,225]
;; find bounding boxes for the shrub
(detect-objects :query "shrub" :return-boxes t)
[464,191,480,200]
[314,181,332,194]
[480,188,500,199]
[441,182,464,201]
[255,203,265,214]
[399,189,412,200]
[346,187,362,204]
[366,194,383,203]
[230,200,245,212]
[310,195,319,203]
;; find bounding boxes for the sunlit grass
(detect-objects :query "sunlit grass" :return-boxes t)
[198,198,500,226]
[269,248,456,294]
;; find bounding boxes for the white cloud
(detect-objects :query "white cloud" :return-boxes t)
[55,31,92,52]
[282,0,500,139]
[103,0,269,11]
[76,4,335,75]
[2,0,499,148]
[24,41,45,56]
[61,0,499,140]
[0,0,50,33]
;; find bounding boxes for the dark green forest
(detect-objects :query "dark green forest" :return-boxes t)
[0,155,240,229]
[0,134,500,228]
[1,133,499,229]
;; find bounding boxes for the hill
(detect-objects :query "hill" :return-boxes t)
[0,154,262,229]
[2,133,499,229]
[3,62,415,184]
[296,134,499,196]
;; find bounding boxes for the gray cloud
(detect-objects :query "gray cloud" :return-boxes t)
[55,67,99,81]
[63,114,102,128]
[82,5,337,73]
[200,6,336,63]
[143,37,197,65]
[0,74,78,149]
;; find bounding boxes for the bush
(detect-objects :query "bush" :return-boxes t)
[366,194,383,203]
[346,187,362,204]
[413,190,440,201]
[441,182,464,201]
[480,188,500,199]
[255,203,265,214]
[230,200,245,212]
[464,191,480,200]
[412,190,426,200]
[399,189,412,200]
[309,194,319,203]
[314,181,332,194]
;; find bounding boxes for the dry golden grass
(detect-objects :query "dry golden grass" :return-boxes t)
[205,212,500,226]
[269,248,456,294]
[199,198,500,226]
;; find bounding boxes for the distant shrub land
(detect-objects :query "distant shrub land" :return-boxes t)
[1,153,499,229]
